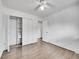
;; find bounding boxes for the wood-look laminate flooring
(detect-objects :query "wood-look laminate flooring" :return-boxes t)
[1,40,79,59]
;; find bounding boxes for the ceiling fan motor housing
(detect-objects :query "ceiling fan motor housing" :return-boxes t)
[40,0,44,2]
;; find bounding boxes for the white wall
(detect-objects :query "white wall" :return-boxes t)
[43,4,79,53]
[0,11,4,58]
[0,0,6,57]
[23,18,40,45]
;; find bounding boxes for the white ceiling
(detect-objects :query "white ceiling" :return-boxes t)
[1,0,79,18]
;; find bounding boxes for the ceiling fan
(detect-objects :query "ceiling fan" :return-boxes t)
[35,0,54,11]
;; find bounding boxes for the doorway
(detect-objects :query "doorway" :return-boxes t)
[16,17,22,45]
[9,16,22,48]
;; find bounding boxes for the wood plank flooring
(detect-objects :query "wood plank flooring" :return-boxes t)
[1,40,79,59]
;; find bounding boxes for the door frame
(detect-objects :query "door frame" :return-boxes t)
[7,16,23,52]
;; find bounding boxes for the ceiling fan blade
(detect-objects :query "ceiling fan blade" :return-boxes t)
[36,1,41,5]
[46,3,54,7]
[34,5,41,11]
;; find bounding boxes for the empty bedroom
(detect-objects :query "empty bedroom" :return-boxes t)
[0,0,79,59]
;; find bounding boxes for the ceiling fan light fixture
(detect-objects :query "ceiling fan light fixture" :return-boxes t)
[40,6,45,11]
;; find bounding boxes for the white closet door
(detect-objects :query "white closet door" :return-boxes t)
[9,19,16,45]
